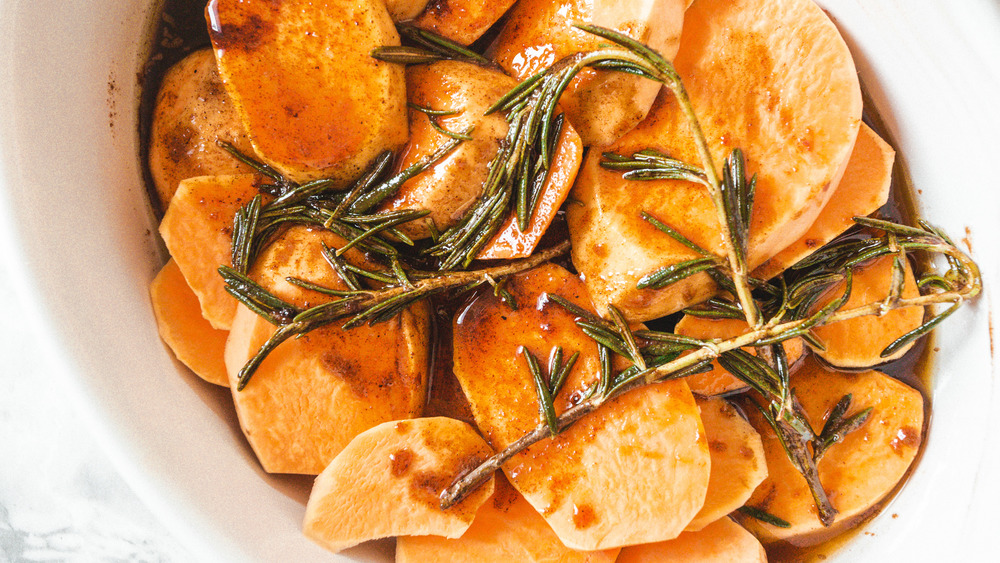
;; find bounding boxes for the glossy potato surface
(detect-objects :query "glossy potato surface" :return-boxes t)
[617,517,766,562]
[567,0,862,321]
[208,0,408,184]
[148,49,253,209]
[452,264,710,550]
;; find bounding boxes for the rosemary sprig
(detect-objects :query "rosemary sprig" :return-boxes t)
[440,216,980,512]
[523,345,580,437]
[372,24,491,66]
[224,241,571,391]
[813,394,873,460]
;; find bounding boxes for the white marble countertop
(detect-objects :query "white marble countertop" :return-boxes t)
[0,241,189,561]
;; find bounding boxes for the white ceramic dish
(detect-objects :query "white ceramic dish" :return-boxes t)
[0,1,998,561]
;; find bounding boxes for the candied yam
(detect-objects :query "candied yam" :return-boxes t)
[739,357,923,544]
[224,227,429,474]
[303,417,495,553]
[382,61,582,258]
[809,254,924,368]
[617,517,766,563]
[491,0,686,146]
[208,0,408,184]
[686,398,767,532]
[452,263,710,550]
[478,120,582,259]
[148,49,253,209]
[674,315,803,397]
[381,61,518,240]
[397,476,620,562]
[412,0,518,46]
[755,124,895,279]
[159,174,262,330]
[149,259,229,387]
[567,0,862,321]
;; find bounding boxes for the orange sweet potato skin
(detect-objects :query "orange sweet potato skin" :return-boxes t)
[149,259,230,387]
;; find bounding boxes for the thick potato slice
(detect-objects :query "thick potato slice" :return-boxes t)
[149,259,229,387]
[208,0,408,184]
[224,226,429,474]
[159,174,262,330]
[617,517,766,563]
[148,49,253,209]
[686,398,767,532]
[490,0,687,146]
[397,476,620,562]
[754,124,895,279]
[809,254,924,368]
[567,0,862,321]
[303,417,495,553]
[382,61,582,258]
[452,263,710,550]
[739,357,923,544]
[674,315,803,397]
[411,0,518,46]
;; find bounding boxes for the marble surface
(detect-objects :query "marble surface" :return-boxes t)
[0,241,189,562]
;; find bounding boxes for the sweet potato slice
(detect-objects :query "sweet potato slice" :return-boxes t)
[686,398,767,532]
[411,0,518,46]
[208,0,408,184]
[303,417,495,553]
[381,61,518,240]
[397,476,620,562]
[673,315,803,397]
[738,357,923,544]
[754,124,895,279]
[148,49,254,209]
[149,259,229,387]
[385,0,430,21]
[224,226,429,474]
[381,61,582,258]
[809,254,924,368]
[159,174,263,330]
[567,0,862,321]
[617,517,766,563]
[452,263,710,550]
[490,0,686,146]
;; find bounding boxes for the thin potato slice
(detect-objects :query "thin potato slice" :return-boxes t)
[567,0,862,321]
[208,0,408,184]
[739,357,923,544]
[809,254,923,368]
[490,0,686,146]
[382,61,582,258]
[452,263,710,550]
[674,315,803,397]
[754,124,895,279]
[303,417,495,553]
[159,174,262,330]
[686,398,767,532]
[224,227,429,474]
[411,0,519,46]
[149,259,229,387]
[617,517,766,563]
[396,476,620,562]
[148,49,253,209]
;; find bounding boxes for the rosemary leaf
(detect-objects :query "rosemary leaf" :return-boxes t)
[881,301,960,358]
[637,258,718,290]
[738,506,791,529]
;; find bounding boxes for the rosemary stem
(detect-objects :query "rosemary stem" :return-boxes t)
[439,242,979,508]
